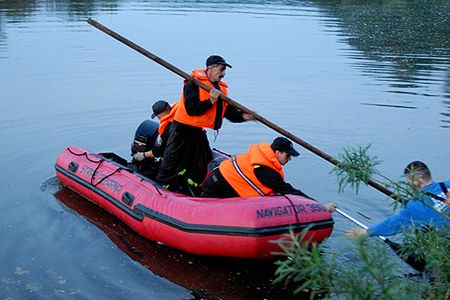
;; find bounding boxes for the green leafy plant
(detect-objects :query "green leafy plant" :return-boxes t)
[400,226,450,297]
[273,229,333,298]
[275,144,449,299]
[273,231,434,299]
[382,179,422,209]
[330,144,380,193]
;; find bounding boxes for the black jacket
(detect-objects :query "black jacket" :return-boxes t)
[151,122,172,158]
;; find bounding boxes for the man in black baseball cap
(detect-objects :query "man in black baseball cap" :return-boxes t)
[133,100,175,164]
[201,136,338,213]
[206,55,232,68]
[151,100,171,119]
[155,54,254,195]
[271,137,300,159]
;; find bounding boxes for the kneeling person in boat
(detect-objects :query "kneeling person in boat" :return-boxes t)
[201,137,337,211]
[131,100,178,178]
[133,100,177,162]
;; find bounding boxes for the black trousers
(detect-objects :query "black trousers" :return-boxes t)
[156,121,212,186]
[201,168,239,198]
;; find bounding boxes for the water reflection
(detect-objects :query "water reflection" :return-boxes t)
[0,0,315,20]
[1,0,449,126]
[0,0,36,17]
[1,1,450,297]
[313,0,450,126]
[361,103,417,110]
[314,0,449,90]
[53,184,300,300]
[441,100,450,128]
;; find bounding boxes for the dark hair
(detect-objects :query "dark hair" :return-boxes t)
[404,161,431,180]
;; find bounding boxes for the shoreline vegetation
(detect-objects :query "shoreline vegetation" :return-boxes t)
[274,145,449,299]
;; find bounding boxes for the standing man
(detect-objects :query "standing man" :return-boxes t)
[346,161,450,238]
[155,55,254,193]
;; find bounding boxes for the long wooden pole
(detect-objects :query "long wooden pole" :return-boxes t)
[87,18,396,200]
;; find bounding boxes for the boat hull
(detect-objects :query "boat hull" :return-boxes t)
[55,146,334,259]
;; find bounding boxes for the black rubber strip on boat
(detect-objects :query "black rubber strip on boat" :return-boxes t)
[135,204,334,237]
[55,164,334,237]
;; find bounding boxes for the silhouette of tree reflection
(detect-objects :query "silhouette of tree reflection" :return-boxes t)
[0,0,449,124]
[0,0,36,18]
[312,0,450,125]
[0,0,35,46]
[0,0,119,21]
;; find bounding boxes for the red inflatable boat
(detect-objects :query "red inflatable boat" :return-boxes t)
[55,146,334,259]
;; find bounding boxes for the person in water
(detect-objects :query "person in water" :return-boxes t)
[345,161,450,238]
[201,136,337,212]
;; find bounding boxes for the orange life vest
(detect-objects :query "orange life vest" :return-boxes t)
[174,69,228,129]
[158,102,179,135]
[219,142,284,197]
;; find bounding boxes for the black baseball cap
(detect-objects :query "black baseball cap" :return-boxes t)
[206,55,232,68]
[271,137,300,157]
[151,100,170,118]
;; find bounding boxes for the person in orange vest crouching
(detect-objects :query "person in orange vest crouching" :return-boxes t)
[201,137,337,212]
[155,55,254,195]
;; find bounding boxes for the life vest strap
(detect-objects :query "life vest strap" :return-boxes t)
[425,182,448,202]
[231,156,265,196]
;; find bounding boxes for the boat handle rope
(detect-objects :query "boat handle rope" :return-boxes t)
[283,195,300,224]
[138,178,163,195]
[67,147,103,163]
[67,147,124,187]
[90,159,124,187]
[152,183,163,195]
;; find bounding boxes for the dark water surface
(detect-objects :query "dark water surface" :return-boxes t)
[1,0,449,299]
